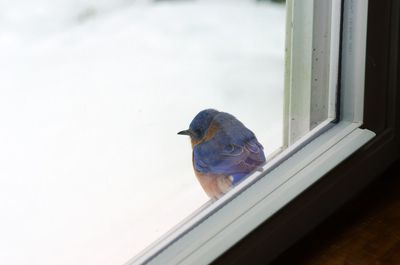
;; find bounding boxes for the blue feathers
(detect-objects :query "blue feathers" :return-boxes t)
[178,109,266,198]
[190,109,266,183]
[188,109,219,140]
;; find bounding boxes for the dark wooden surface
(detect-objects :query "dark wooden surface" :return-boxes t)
[271,160,400,265]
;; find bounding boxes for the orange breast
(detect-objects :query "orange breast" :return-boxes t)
[193,169,233,199]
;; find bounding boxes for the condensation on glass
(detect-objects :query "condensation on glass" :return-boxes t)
[284,0,340,146]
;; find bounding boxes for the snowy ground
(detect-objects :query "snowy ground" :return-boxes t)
[0,1,285,264]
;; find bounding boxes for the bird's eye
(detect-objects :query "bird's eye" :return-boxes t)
[194,129,202,138]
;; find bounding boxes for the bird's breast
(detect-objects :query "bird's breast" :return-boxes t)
[193,169,233,199]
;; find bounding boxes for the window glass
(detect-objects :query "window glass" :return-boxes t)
[0,0,285,264]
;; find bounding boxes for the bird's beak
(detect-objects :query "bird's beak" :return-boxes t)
[177,129,192,136]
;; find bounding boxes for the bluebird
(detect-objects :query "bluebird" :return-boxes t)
[178,109,266,199]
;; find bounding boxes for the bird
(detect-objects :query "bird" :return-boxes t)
[178,109,266,199]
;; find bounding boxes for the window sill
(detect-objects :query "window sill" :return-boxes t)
[128,122,374,265]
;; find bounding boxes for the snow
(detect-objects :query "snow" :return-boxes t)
[0,1,285,264]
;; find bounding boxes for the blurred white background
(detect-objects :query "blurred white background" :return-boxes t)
[0,0,285,264]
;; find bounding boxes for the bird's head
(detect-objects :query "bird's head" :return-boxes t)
[178,109,220,143]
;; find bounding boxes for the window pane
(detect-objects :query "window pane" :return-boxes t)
[0,0,285,264]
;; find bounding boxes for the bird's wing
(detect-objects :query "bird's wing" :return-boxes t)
[193,133,266,177]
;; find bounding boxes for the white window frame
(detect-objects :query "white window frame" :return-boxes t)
[284,0,341,145]
[127,1,373,264]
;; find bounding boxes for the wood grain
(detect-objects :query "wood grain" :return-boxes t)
[272,161,400,265]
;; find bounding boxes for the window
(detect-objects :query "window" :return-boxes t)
[128,0,375,264]
[0,0,378,265]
